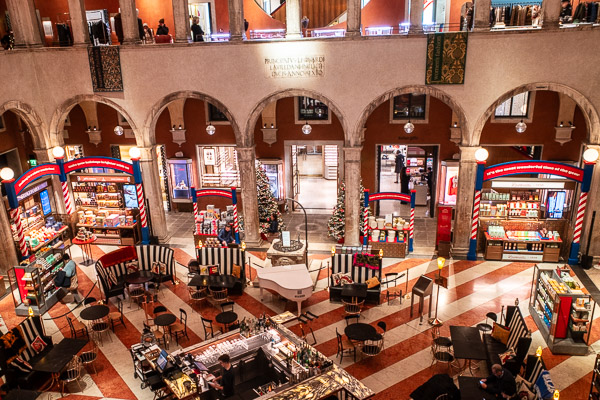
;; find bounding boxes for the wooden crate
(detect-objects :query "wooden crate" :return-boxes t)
[370,241,406,258]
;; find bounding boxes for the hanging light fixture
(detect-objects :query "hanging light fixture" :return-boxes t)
[114,126,124,136]
[302,122,312,135]
[515,119,527,133]
[206,123,216,135]
[403,120,415,134]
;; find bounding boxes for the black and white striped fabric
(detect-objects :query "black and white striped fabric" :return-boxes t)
[95,259,129,290]
[330,254,381,284]
[196,247,245,277]
[524,354,546,384]
[135,245,174,280]
[506,307,530,350]
[17,317,45,362]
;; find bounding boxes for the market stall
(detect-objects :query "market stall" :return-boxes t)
[529,264,595,355]
[191,187,241,245]
[362,190,415,257]
[467,159,595,263]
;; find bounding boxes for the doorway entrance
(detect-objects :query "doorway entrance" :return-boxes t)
[286,142,341,212]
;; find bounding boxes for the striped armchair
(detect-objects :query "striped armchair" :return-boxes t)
[329,254,382,304]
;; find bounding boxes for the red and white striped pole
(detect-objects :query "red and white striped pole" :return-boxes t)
[11,208,28,258]
[409,190,416,252]
[136,183,148,230]
[572,192,587,244]
[471,190,481,242]
[1,168,28,259]
[468,159,487,260]
[231,187,240,244]
[363,190,369,246]
[62,181,74,214]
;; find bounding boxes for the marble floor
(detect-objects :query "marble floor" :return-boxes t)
[1,243,597,399]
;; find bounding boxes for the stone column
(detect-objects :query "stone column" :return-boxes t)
[119,0,141,44]
[408,0,423,34]
[6,0,43,47]
[172,0,191,43]
[236,146,261,246]
[343,147,362,246]
[346,0,362,37]
[34,148,67,215]
[286,0,302,39]
[452,146,479,257]
[473,0,492,31]
[228,0,244,41]
[138,146,168,241]
[580,145,600,263]
[542,0,561,29]
[67,0,91,46]
[0,205,19,275]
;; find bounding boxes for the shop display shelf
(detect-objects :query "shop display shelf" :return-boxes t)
[29,226,68,252]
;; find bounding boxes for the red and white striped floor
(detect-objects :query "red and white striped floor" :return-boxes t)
[1,244,596,399]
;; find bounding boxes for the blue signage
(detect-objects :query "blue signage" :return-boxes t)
[39,190,52,216]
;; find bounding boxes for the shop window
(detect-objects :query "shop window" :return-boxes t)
[391,94,428,122]
[494,92,531,118]
[295,97,331,124]
[207,103,229,122]
[197,145,240,188]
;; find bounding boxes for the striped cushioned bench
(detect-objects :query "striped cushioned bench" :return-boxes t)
[329,254,382,304]
[0,316,53,389]
[483,305,532,376]
[95,245,175,302]
[196,247,246,294]
[524,354,546,384]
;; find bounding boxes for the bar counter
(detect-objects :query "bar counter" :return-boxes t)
[133,317,374,400]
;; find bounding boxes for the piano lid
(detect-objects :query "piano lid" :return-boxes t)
[256,264,313,290]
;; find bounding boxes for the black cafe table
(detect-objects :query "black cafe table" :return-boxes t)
[216,311,238,331]
[189,274,238,290]
[450,326,488,375]
[458,376,495,400]
[125,270,154,285]
[341,283,368,302]
[155,313,177,349]
[33,338,87,389]
[80,304,110,321]
[4,389,39,400]
[345,323,379,342]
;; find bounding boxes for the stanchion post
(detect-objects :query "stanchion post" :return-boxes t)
[467,161,486,261]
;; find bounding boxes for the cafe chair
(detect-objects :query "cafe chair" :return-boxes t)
[108,298,126,332]
[209,287,229,306]
[142,294,156,325]
[187,260,201,282]
[220,301,235,313]
[188,286,207,307]
[90,317,112,346]
[153,305,168,316]
[59,354,84,395]
[344,315,359,326]
[431,326,452,354]
[79,340,99,374]
[66,315,88,339]
[335,328,356,363]
[298,311,319,345]
[383,272,405,305]
[477,312,498,334]
[342,299,364,317]
[128,284,146,309]
[148,272,163,299]
[201,316,221,340]
[83,297,97,307]
[143,322,167,348]
[431,349,456,373]
[361,336,384,357]
[170,308,189,344]
[376,321,387,337]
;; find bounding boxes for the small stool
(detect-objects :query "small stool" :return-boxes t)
[476,312,498,334]
[298,311,319,345]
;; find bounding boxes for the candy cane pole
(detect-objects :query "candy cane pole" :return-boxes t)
[568,159,595,264]
[231,187,240,244]
[409,190,416,253]
[2,175,28,259]
[467,161,486,261]
[363,190,369,246]
[55,157,74,214]
[131,156,149,244]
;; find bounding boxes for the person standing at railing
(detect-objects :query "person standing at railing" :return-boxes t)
[191,17,204,42]
[157,18,169,35]
[560,0,573,23]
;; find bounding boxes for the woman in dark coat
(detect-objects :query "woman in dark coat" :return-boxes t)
[191,17,204,42]
[394,150,405,183]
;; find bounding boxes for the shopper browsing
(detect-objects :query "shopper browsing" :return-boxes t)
[54,254,76,288]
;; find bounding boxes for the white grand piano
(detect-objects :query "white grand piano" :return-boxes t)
[256,264,313,316]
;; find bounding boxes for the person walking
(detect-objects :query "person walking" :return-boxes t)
[394,150,405,183]
[191,17,204,42]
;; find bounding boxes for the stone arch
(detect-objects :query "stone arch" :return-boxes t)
[245,89,348,147]
[145,91,242,147]
[0,101,47,149]
[49,94,139,147]
[354,85,469,147]
[472,82,600,146]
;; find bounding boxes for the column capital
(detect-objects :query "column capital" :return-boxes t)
[136,145,157,160]
[458,145,481,161]
[33,148,53,163]
[343,146,363,162]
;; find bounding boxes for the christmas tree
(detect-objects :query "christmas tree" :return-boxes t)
[327,181,369,241]
[256,161,285,234]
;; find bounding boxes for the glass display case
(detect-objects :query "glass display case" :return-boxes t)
[259,159,284,201]
[167,158,193,202]
[438,161,459,206]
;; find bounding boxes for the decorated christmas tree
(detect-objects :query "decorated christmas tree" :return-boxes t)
[327,181,369,241]
[256,161,285,234]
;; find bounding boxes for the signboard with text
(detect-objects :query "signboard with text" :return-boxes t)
[14,165,60,195]
[484,161,583,182]
[64,157,133,175]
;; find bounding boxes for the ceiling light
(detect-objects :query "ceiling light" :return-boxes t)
[403,121,414,134]
[515,120,527,133]
[114,126,124,136]
[302,122,312,135]
[206,123,216,135]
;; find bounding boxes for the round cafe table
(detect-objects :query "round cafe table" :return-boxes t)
[125,270,154,285]
[72,236,97,266]
[345,323,379,342]
[155,313,177,349]
[80,304,110,321]
[216,311,238,331]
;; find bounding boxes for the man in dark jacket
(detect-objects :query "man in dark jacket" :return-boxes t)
[218,224,235,247]
[157,19,169,35]
[480,364,517,398]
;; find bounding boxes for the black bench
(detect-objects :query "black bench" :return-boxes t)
[329,254,382,304]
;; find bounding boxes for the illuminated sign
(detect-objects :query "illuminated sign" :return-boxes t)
[17,181,49,201]
[74,174,131,183]
[484,161,583,182]
[14,165,60,194]
[64,157,133,175]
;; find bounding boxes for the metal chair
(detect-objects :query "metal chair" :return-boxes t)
[220,301,235,313]
[361,336,384,357]
[83,297,97,307]
[66,315,88,339]
[383,272,405,305]
[201,316,221,340]
[344,315,359,326]
[90,317,112,346]
[376,321,387,337]
[59,354,83,395]
[128,285,146,309]
[148,272,163,299]
[170,308,189,345]
[335,328,356,363]
[342,299,364,317]
[209,287,229,307]
[143,322,167,348]
[187,260,200,282]
[188,286,207,307]
[431,324,452,354]
[108,298,126,332]
[79,339,99,374]
[477,312,498,334]
[153,305,168,316]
